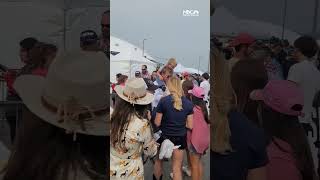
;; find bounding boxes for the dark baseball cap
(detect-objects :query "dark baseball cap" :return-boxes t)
[80,30,98,45]
[135,71,141,77]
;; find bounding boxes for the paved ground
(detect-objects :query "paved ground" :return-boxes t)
[144,151,210,180]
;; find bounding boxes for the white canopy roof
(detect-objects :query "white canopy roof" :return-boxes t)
[184,68,204,75]
[110,36,157,82]
[174,63,204,75]
[174,63,186,73]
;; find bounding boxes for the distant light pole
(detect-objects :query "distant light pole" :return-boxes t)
[142,38,151,57]
[312,0,319,34]
[281,0,288,40]
[198,56,201,74]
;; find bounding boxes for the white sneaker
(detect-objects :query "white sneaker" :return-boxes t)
[170,172,173,179]
[169,166,191,179]
[182,166,191,177]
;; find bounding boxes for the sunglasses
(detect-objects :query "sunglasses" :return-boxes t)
[101,24,110,28]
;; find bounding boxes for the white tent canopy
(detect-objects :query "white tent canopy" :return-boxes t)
[211,7,300,43]
[0,0,109,68]
[174,63,186,73]
[110,36,157,83]
[174,63,204,75]
[184,68,204,75]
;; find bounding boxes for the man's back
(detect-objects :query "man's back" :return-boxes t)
[288,60,320,123]
[200,80,210,102]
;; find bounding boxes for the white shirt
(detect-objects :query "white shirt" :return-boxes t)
[152,81,169,109]
[200,80,210,102]
[288,60,320,123]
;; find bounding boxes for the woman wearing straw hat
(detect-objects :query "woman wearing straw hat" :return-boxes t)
[110,78,158,179]
[1,50,108,180]
[153,76,193,180]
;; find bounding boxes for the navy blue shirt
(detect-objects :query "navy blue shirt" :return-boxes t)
[211,111,268,180]
[156,95,193,136]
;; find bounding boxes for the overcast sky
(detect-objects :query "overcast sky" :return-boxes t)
[111,0,210,72]
[215,0,320,37]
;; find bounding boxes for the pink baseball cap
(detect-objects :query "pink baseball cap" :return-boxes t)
[229,33,255,47]
[250,80,304,117]
[188,86,205,99]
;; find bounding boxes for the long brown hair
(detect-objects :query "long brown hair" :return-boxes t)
[2,108,107,180]
[111,98,149,150]
[230,58,268,125]
[260,104,316,180]
[182,80,194,100]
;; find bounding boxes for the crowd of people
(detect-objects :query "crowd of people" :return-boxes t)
[0,10,110,180]
[110,58,210,179]
[211,33,320,180]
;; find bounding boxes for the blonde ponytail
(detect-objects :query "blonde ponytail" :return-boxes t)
[167,76,183,111]
[211,47,235,153]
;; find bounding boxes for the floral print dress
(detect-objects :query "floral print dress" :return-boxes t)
[110,116,158,179]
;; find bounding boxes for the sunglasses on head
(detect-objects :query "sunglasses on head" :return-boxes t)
[101,24,110,28]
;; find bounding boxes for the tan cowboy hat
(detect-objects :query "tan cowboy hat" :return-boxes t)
[114,78,154,105]
[13,50,109,137]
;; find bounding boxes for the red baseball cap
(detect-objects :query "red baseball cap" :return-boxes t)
[250,80,304,117]
[182,71,189,77]
[229,33,255,47]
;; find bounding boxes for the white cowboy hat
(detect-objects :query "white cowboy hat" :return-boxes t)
[114,78,154,105]
[13,50,109,137]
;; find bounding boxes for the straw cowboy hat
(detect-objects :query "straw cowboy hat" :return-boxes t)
[114,78,154,105]
[13,50,109,137]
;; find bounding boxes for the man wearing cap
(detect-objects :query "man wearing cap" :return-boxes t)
[141,65,151,79]
[80,30,100,51]
[228,33,255,72]
[181,71,189,85]
[135,71,142,78]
